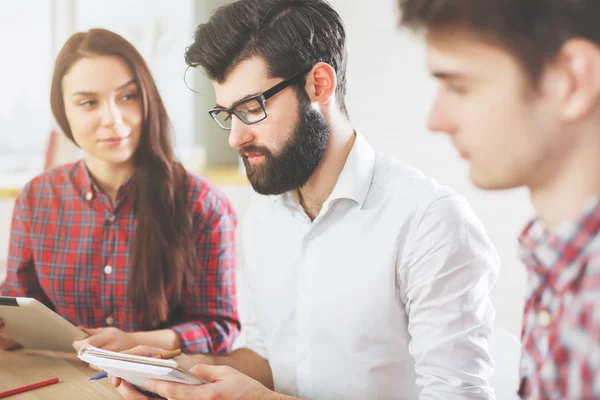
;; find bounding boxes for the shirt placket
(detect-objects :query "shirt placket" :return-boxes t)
[95,190,119,329]
[295,217,315,399]
[102,208,117,327]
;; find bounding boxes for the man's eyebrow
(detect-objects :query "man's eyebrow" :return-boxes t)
[215,91,262,109]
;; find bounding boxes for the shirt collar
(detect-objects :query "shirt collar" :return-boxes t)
[326,131,375,208]
[72,159,133,205]
[271,131,376,210]
[73,159,96,201]
[519,194,600,290]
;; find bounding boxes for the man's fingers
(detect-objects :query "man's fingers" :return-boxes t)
[189,364,229,382]
[115,380,151,400]
[109,375,122,388]
[146,379,214,400]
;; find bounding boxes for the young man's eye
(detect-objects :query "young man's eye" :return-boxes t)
[447,83,468,95]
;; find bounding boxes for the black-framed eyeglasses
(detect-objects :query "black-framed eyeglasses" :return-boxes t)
[208,68,311,131]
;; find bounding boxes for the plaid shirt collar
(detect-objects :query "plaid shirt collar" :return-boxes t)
[73,159,134,207]
[519,194,600,293]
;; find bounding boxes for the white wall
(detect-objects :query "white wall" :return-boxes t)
[329,0,532,336]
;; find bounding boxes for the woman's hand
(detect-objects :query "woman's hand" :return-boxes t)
[72,326,135,352]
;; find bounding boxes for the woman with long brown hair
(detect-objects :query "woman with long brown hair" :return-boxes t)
[0,28,240,354]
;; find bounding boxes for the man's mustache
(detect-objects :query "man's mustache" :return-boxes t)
[239,145,270,158]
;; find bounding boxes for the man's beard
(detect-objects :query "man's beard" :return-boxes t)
[240,101,330,195]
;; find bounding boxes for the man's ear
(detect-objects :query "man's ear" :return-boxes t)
[550,38,600,122]
[304,62,337,105]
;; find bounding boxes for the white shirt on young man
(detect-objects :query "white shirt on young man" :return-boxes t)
[239,132,499,399]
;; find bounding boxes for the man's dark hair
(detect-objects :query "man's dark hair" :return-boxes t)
[397,0,600,82]
[185,0,349,116]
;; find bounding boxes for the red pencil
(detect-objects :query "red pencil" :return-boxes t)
[0,377,59,398]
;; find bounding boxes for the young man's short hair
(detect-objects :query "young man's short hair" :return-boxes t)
[398,0,600,83]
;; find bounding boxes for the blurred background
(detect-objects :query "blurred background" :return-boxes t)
[0,0,531,337]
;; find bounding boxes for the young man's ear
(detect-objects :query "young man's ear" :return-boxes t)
[304,62,337,105]
[553,38,600,121]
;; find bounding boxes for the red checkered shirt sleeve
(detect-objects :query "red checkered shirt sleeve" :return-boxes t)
[0,185,51,306]
[170,176,240,354]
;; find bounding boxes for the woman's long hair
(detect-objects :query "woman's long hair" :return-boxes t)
[50,28,194,324]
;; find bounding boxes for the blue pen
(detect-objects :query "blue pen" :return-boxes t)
[89,371,108,381]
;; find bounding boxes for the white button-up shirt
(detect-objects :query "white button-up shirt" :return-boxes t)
[240,133,499,399]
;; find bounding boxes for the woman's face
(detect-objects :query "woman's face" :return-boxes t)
[62,55,143,168]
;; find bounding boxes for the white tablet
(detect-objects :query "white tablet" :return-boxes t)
[0,296,86,352]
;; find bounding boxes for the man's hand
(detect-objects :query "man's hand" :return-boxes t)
[0,319,22,350]
[73,326,135,352]
[110,376,153,400]
[109,345,208,398]
[144,364,273,400]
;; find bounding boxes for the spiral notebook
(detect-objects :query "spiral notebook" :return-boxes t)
[78,345,205,389]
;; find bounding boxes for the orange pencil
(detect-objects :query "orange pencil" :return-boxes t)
[0,377,59,398]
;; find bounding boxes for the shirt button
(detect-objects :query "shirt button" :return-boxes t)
[105,316,114,326]
[537,311,552,327]
[85,191,93,201]
[541,363,553,379]
[301,293,310,302]
[107,214,116,223]
[104,265,113,275]
[306,236,313,244]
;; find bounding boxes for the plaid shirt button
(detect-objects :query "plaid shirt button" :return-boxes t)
[540,363,552,379]
[105,316,114,326]
[85,191,93,201]
[537,311,551,327]
[104,265,113,275]
[107,214,116,223]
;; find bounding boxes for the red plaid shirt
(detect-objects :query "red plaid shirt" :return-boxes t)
[0,160,240,354]
[518,195,600,399]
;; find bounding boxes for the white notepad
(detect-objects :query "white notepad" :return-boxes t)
[78,345,205,389]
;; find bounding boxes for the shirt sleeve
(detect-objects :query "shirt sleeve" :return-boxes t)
[170,189,241,354]
[399,193,499,399]
[0,189,48,303]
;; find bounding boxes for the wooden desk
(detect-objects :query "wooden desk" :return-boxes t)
[0,349,120,399]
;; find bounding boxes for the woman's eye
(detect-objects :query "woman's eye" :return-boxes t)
[121,93,138,101]
[79,100,96,107]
